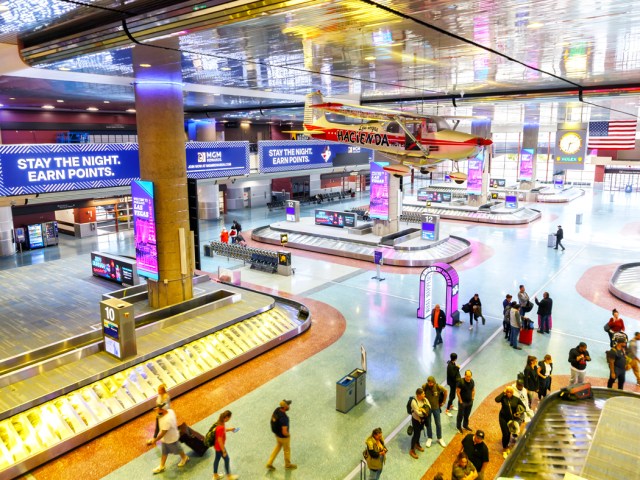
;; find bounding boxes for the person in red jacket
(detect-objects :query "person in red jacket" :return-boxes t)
[220,227,229,244]
[431,304,446,348]
[607,309,625,347]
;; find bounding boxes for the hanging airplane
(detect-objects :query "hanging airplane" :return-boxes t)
[301,91,492,182]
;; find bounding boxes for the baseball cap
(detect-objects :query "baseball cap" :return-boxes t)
[516,376,524,386]
[279,399,292,408]
[475,430,485,439]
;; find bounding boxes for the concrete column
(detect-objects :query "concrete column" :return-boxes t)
[520,122,540,190]
[198,182,220,220]
[471,115,492,203]
[195,120,217,141]
[0,206,15,256]
[133,44,193,307]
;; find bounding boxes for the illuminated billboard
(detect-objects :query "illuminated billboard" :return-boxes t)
[132,180,158,281]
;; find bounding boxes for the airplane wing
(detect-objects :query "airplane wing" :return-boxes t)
[312,102,425,122]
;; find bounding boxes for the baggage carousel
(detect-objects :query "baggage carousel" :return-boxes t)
[608,262,640,307]
[536,186,586,203]
[402,197,541,224]
[0,279,310,479]
[251,220,471,267]
[497,387,640,479]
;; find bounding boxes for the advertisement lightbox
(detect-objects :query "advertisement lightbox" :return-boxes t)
[132,180,158,281]
[314,209,356,228]
[369,162,389,220]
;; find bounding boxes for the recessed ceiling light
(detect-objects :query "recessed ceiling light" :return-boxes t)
[42,105,55,109]
[264,88,272,92]
[9,97,15,100]
[56,99,64,103]
[59,67,70,71]
[203,104,209,107]
[213,93,221,96]
[527,22,544,29]
[139,63,152,68]
[220,67,231,71]
[103,100,110,104]
[87,107,99,111]
[126,108,136,113]
[0,104,3,108]
[364,56,376,61]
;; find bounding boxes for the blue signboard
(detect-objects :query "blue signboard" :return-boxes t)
[258,140,371,173]
[505,195,518,208]
[185,141,250,179]
[0,143,140,196]
[421,222,436,240]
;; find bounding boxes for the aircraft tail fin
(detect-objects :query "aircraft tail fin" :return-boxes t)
[304,91,325,125]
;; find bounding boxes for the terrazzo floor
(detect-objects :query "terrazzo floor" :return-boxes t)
[3,185,640,480]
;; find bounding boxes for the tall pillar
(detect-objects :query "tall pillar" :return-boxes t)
[196,120,217,141]
[198,182,220,220]
[0,206,15,256]
[372,174,400,235]
[133,44,193,307]
[470,115,492,206]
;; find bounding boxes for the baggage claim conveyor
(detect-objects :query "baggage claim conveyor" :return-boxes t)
[0,276,310,479]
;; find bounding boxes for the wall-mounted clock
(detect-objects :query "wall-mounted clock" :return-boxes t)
[559,132,583,155]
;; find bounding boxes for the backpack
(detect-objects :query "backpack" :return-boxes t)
[204,422,219,448]
[406,396,415,415]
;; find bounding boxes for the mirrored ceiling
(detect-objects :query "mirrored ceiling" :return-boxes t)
[1,0,639,123]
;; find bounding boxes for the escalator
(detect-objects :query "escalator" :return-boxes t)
[497,387,640,479]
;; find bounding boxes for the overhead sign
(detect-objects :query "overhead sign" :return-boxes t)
[0,143,140,196]
[185,141,250,178]
[132,180,158,281]
[555,124,587,170]
[258,140,371,173]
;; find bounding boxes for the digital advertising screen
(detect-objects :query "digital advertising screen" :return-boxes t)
[258,141,373,173]
[466,158,484,195]
[505,195,518,208]
[27,224,44,249]
[91,252,136,285]
[554,177,565,189]
[314,209,356,228]
[417,190,451,203]
[421,222,436,240]
[519,148,534,181]
[132,180,159,281]
[490,178,506,188]
[0,143,140,196]
[369,161,390,220]
[185,142,250,179]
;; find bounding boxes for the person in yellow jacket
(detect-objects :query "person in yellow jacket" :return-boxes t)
[364,427,387,480]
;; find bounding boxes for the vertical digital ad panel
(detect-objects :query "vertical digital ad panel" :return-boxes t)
[132,180,158,281]
[369,161,389,220]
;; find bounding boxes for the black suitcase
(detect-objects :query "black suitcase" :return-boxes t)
[178,422,209,456]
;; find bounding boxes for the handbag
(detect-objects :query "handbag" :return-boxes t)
[407,425,413,436]
[603,322,611,332]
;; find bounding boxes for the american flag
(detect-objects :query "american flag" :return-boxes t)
[588,120,637,150]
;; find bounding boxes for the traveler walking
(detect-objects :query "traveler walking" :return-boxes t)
[153,384,171,437]
[431,304,446,347]
[554,225,565,250]
[606,309,626,347]
[146,403,189,474]
[495,386,527,458]
[212,410,239,480]
[266,400,297,470]
[466,294,485,329]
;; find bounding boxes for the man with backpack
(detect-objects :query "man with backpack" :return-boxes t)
[266,400,297,471]
[422,376,447,448]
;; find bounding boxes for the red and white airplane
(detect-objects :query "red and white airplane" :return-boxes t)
[302,91,492,181]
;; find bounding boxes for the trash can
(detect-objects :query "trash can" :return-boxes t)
[336,375,356,413]
[547,233,555,248]
[576,213,583,225]
[350,369,367,404]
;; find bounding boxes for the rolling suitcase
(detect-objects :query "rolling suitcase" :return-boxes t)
[519,326,533,345]
[178,423,208,456]
[547,233,555,248]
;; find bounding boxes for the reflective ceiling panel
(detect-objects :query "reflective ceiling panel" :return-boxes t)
[0,0,638,123]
